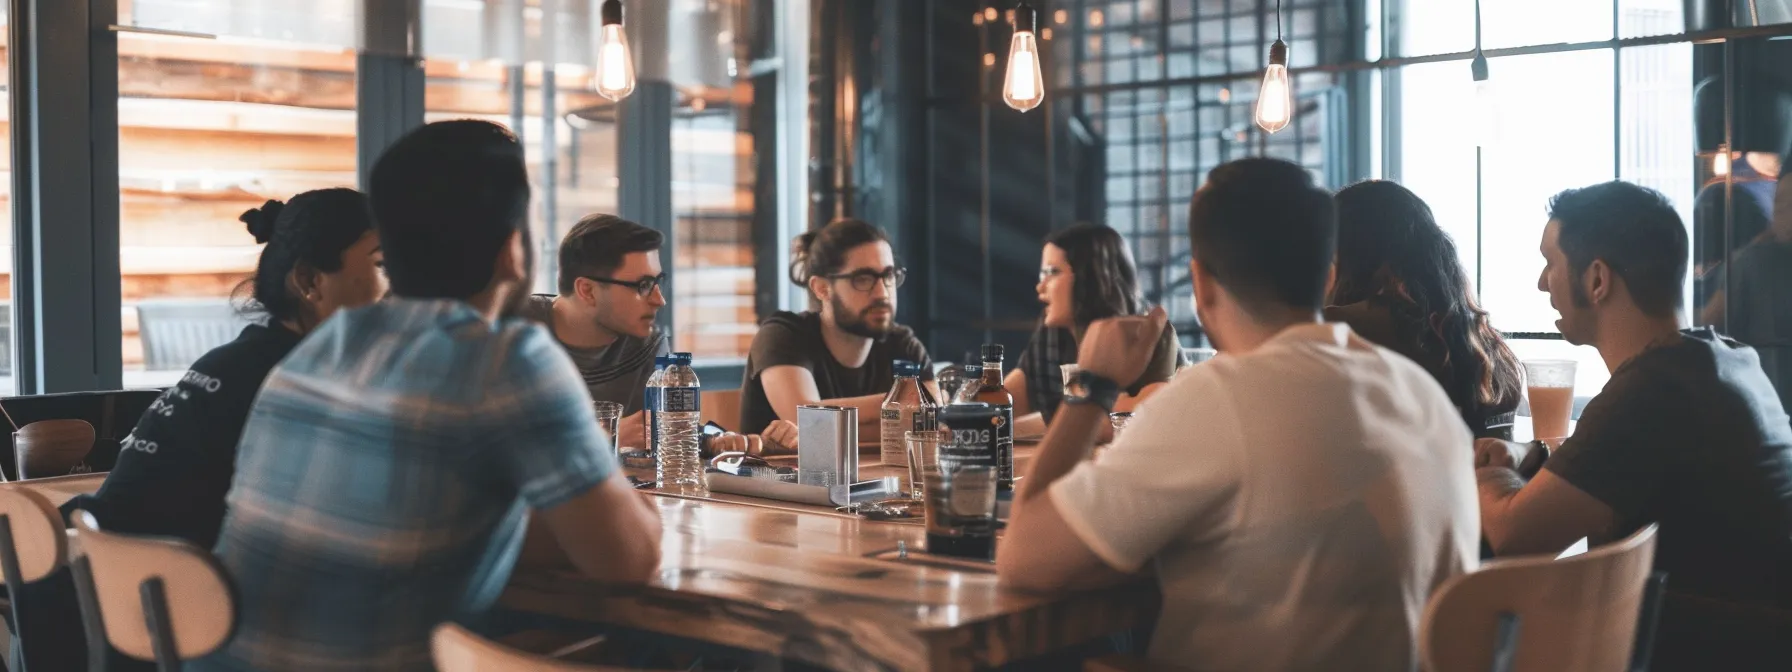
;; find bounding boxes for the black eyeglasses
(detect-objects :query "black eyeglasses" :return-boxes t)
[586,273,666,298]
[825,267,906,292]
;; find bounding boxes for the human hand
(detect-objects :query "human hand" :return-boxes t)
[760,420,798,455]
[1474,438,1527,470]
[1075,306,1169,385]
[615,411,646,449]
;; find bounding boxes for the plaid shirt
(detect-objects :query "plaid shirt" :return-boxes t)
[191,299,616,672]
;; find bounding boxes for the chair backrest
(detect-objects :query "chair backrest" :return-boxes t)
[432,623,617,672]
[135,299,251,372]
[0,390,164,479]
[702,389,742,429]
[1422,524,1660,672]
[0,487,68,584]
[71,511,235,662]
[14,419,96,480]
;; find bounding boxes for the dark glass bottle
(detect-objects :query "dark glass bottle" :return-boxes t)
[970,344,1014,491]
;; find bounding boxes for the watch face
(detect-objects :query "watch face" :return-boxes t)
[1064,376,1088,399]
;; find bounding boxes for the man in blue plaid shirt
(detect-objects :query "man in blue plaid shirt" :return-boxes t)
[191,120,663,671]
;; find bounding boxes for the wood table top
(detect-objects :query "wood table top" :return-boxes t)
[502,494,1158,672]
[1,472,106,508]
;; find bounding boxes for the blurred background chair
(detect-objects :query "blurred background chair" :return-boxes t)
[134,299,251,373]
[1421,524,1662,672]
[13,420,95,481]
[0,390,165,480]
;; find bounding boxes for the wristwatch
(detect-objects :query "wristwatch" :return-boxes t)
[1063,370,1121,413]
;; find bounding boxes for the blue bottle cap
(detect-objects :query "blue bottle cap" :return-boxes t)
[893,360,919,377]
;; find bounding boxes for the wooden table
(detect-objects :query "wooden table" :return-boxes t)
[502,495,1157,672]
[8,455,1157,670]
[1,472,106,507]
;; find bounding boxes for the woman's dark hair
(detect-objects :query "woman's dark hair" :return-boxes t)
[1044,224,1144,325]
[1333,180,1523,426]
[789,218,891,286]
[236,188,376,323]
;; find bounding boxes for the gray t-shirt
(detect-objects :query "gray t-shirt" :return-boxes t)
[519,294,669,414]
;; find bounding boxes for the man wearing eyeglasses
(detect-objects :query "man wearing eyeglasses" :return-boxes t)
[519,214,672,447]
[740,218,936,439]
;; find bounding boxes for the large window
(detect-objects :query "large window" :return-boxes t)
[422,0,762,364]
[115,0,360,385]
[1042,0,1792,407]
[1059,0,1354,335]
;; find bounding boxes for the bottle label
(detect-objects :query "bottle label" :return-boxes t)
[658,386,700,413]
[993,404,1014,490]
[881,408,907,468]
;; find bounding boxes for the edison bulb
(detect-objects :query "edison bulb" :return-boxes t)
[596,23,635,101]
[1254,40,1292,134]
[1002,30,1044,112]
[1255,64,1292,133]
[1713,146,1732,177]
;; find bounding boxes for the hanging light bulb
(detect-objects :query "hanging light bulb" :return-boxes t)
[595,0,635,101]
[1255,40,1292,134]
[1469,0,1496,146]
[1471,52,1496,147]
[1003,3,1045,112]
[1714,143,1732,177]
[1254,1,1292,134]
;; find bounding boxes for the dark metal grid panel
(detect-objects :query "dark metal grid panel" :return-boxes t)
[1070,1,1344,323]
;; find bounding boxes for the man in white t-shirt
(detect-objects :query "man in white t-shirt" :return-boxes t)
[998,158,1480,670]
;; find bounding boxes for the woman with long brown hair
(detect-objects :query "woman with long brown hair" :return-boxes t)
[1327,180,1523,436]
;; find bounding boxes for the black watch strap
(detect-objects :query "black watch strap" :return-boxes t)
[1064,371,1121,413]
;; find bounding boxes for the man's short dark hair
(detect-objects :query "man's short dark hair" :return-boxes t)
[1186,158,1336,313]
[369,120,531,300]
[558,214,664,294]
[1547,181,1687,318]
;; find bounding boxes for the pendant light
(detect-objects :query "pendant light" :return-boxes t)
[1470,0,1495,146]
[1002,3,1045,112]
[595,0,636,101]
[1254,0,1292,134]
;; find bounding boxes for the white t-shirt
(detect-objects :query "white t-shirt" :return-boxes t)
[1050,323,1479,670]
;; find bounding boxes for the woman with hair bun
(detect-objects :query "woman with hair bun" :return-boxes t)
[72,188,387,547]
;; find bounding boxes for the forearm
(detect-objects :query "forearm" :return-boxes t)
[1016,403,1104,504]
[1476,466,1527,552]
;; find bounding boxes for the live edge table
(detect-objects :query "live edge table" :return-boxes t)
[503,444,1157,671]
[500,495,1159,672]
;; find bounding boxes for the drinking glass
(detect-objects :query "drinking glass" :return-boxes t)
[592,400,624,452]
[1522,360,1577,442]
[922,464,998,560]
[904,430,947,500]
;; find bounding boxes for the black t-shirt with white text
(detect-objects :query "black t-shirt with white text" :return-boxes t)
[739,311,932,433]
[69,323,302,549]
[1545,328,1792,608]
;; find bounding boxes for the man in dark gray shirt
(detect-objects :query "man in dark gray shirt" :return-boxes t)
[519,215,670,447]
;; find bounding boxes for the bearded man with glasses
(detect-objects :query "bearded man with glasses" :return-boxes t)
[739,218,938,440]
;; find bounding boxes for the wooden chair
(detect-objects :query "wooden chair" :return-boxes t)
[433,623,628,672]
[14,419,96,480]
[0,487,72,671]
[701,389,742,430]
[69,511,235,671]
[1421,524,1662,672]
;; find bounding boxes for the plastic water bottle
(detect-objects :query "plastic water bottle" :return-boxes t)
[632,355,671,470]
[654,352,704,491]
[880,360,938,471]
